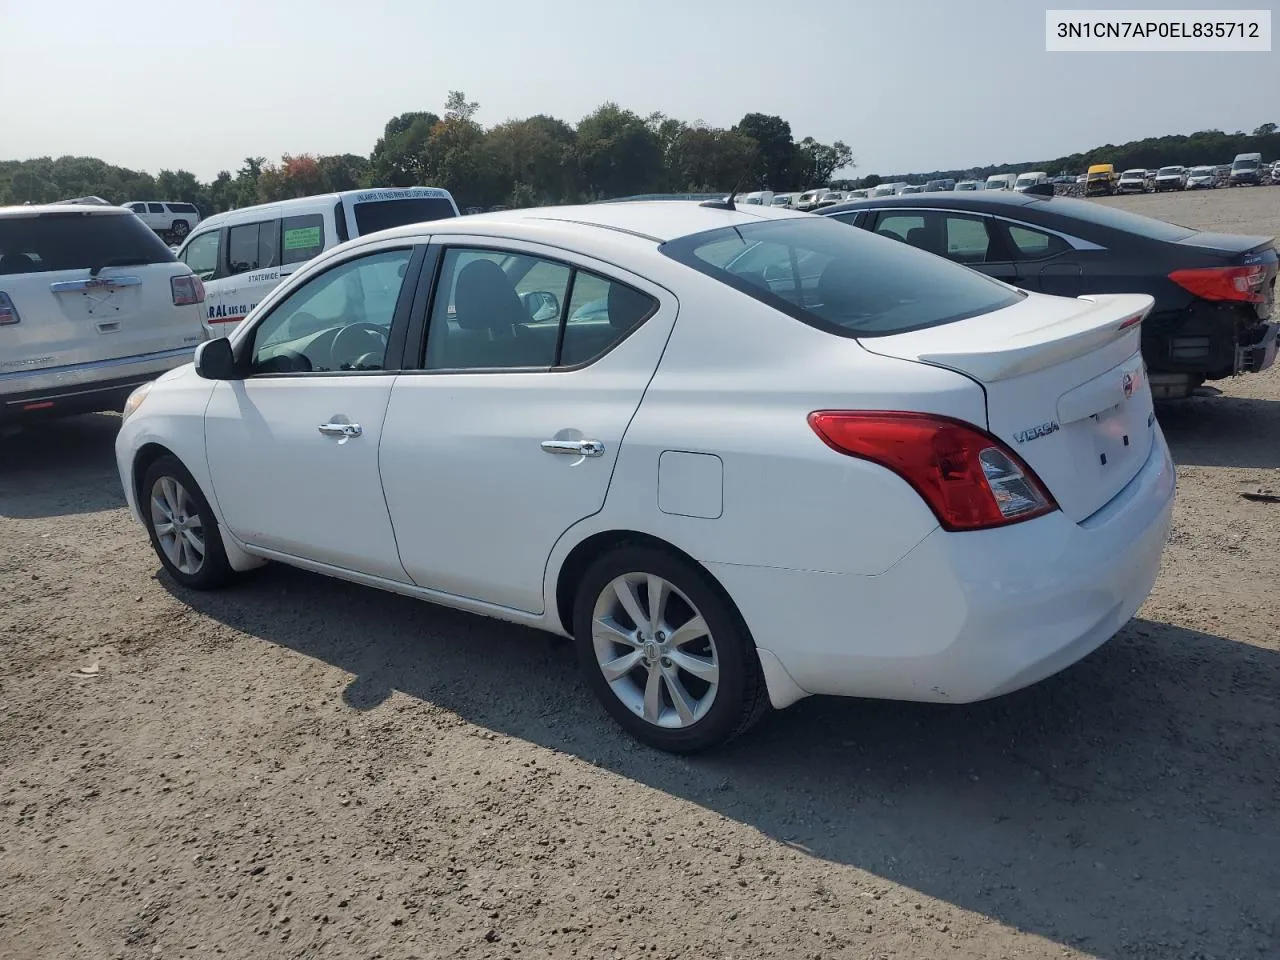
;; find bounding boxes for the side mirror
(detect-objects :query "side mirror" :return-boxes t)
[521,290,561,322]
[194,337,239,380]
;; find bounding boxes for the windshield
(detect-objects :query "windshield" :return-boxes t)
[1015,176,1036,185]
[1121,170,1145,178]
[660,218,1022,339]
[352,197,456,236]
[771,196,791,205]
[1158,167,1182,176]
[1234,158,1260,170]
[956,182,977,190]
[986,179,1006,187]
[1190,168,1213,176]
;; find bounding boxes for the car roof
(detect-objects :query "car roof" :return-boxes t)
[819,191,1045,216]
[0,204,131,219]
[197,186,455,231]
[355,200,810,246]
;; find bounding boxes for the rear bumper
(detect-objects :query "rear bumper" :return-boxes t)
[0,346,195,422]
[1144,303,1275,382]
[712,429,1175,707]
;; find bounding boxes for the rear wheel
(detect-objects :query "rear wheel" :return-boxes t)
[171,219,190,240]
[141,455,233,590]
[573,545,768,753]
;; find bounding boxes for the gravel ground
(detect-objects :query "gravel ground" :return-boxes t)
[2,188,1278,960]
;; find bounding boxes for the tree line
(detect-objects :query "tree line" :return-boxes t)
[861,123,1280,186]
[0,92,851,214]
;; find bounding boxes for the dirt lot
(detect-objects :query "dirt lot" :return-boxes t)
[2,188,1279,960]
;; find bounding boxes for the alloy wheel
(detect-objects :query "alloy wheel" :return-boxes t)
[591,573,720,729]
[149,476,205,576]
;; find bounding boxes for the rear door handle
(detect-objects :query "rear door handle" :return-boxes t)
[541,439,605,458]
[318,422,362,440]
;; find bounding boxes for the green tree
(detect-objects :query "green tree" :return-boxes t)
[792,138,854,186]
[1254,122,1277,137]
[667,126,757,192]
[733,113,794,189]
[484,115,577,205]
[369,113,440,186]
[575,103,664,199]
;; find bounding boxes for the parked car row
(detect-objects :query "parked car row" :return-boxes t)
[1082,154,1276,195]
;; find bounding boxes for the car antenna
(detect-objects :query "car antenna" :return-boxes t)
[701,151,758,211]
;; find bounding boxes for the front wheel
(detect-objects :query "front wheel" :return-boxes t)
[141,455,234,589]
[573,545,769,753]
[171,220,190,240]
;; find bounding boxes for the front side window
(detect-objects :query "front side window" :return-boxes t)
[423,247,655,370]
[128,203,147,214]
[249,248,412,375]
[181,231,220,280]
[660,217,1022,338]
[281,214,325,265]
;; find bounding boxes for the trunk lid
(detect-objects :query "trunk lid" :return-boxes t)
[1174,232,1274,257]
[860,291,1157,523]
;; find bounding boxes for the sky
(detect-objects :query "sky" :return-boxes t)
[1,0,1276,181]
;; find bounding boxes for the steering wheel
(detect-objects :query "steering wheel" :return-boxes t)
[330,322,388,370]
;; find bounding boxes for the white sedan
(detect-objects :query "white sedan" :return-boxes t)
[115,201,1176,752]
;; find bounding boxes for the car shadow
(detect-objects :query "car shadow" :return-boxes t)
[0,413,127,518]
[167,563,1280,959]
[1158,393,1280,469]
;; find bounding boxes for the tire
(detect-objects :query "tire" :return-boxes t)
[572,544,769,753]
[171,219,190,239]
[140,455,234,590]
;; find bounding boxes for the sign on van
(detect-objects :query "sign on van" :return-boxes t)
[353,188,450,202]
[284,226,321,251]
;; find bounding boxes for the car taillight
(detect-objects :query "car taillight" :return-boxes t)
[1168,264,1267,304]
[807,411,1058,532]
[171,274,206,306]
[0,292,19,325]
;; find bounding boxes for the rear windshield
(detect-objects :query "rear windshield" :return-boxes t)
[1036,196,1197,241]
[352,197,456,236]
[0,211,176,274]
[660,218,1023,338]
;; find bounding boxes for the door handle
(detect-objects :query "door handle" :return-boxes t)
[318,422,362,439]
[541,439,605,458]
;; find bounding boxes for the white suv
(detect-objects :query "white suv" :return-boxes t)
[123,201,202,241]
[0,204,208,426]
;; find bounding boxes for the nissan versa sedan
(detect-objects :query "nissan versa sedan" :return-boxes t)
[818,192,1279,399]
[116,202,1175,752]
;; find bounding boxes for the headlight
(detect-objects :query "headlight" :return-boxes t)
[122,381,153,423]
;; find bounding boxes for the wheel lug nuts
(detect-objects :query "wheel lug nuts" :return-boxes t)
[661,656,672,668]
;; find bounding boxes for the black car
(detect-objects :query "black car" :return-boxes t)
[817,192,1278,399]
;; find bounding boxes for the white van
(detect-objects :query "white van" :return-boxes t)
[1014,171,1048,192]
[175,187,458,334]
[984,173,1018,191]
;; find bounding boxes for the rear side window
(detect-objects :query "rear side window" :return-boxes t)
[0,212,176,275]
[167,203,199,214]
[352,197,456,236]
[660,217,1022,338]
[281,214,325,265]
